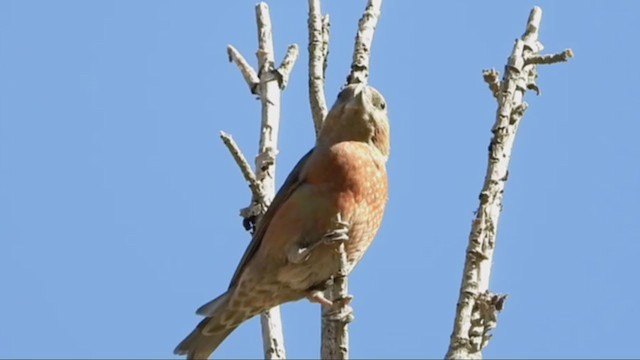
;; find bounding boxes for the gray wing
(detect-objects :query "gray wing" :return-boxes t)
[227,148,314,289]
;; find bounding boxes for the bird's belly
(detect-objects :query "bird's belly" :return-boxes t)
[276,184,387,293]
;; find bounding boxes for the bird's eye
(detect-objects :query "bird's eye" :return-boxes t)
[370,91,386,111]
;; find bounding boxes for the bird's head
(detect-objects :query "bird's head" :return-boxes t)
[318,83,390,159]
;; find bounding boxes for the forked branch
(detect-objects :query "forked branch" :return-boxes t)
[221,2,299,359]
[446,7,572,359]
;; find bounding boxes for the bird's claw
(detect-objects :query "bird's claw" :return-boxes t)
[307,291,354,322]
[289,214,350,264]
[323,213,350,244]
[306,290,334,307]
[332,295,353,308]
[322,228,349,243]
[324,295,355,322]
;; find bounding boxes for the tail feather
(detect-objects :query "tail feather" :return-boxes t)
[196,292,228,317]
[174,317,238,360]
[176,291,253,359]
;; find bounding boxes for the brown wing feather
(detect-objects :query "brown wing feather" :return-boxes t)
[227,148,314,289]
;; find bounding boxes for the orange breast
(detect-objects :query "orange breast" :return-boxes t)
[304,141,388,271]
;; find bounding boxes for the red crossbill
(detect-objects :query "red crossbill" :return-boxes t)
[175,83,390,359]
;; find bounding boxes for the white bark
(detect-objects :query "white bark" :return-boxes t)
[227,45,260,95]
[275,45,299,90]
[222,2,299,359]
[446,7,572,359]
[254,4,288,358]
[346,0,381,85]
[219,131,266,210]
[308,0,329,135]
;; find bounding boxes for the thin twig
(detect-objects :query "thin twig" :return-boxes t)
[308,0,329,135]
[482,69,501,101]
[446,7,572,359]
[346,0,382,85]
[275,44,299,89]
[219,131,267,207]
[525,49,574,65]
[227,45,260,95]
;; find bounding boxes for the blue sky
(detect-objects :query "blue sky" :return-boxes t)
[1,1,638,358]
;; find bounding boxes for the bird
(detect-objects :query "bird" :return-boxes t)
[174,83,390,359]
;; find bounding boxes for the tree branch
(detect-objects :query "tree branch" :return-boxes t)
[223,2,299,358]
[320,239,355,360]
[227,45,260,95]
[525,49,574,66]
[320,1,382,359]
[308,0,329,135]
[321,15,330,79]
[346,0,382,85]
[253,4,289,358]
[482,69,501,101]
[446,7,572,359]
[275,44,299,90]
[219,131,267,211]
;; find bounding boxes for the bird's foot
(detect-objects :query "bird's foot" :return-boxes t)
[308,289,355,322]
[324,295,355,322]
[306,290,334,307]
[322,213,350,244]
[288,214,349,264]
[307,291,350,309]
[330,295,353,309]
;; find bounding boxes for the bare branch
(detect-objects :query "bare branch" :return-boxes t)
[346,0,382,85]
[468,292,507,351]
[219,131,267,208]
[482,69,501,101]
[525,49,574,65]
[320,2,383,359]
[321,214,354,359]
[446,6,573,359]
[253,3,287,359]
[305,3,358,357]
[322,15,330,77]
[321,240,354,360]
[227,45,260,95]
[260,306,287,360]
[308,0,329,135]
[275,44,299,89]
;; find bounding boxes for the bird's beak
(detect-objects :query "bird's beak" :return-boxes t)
[345,83,369,111]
